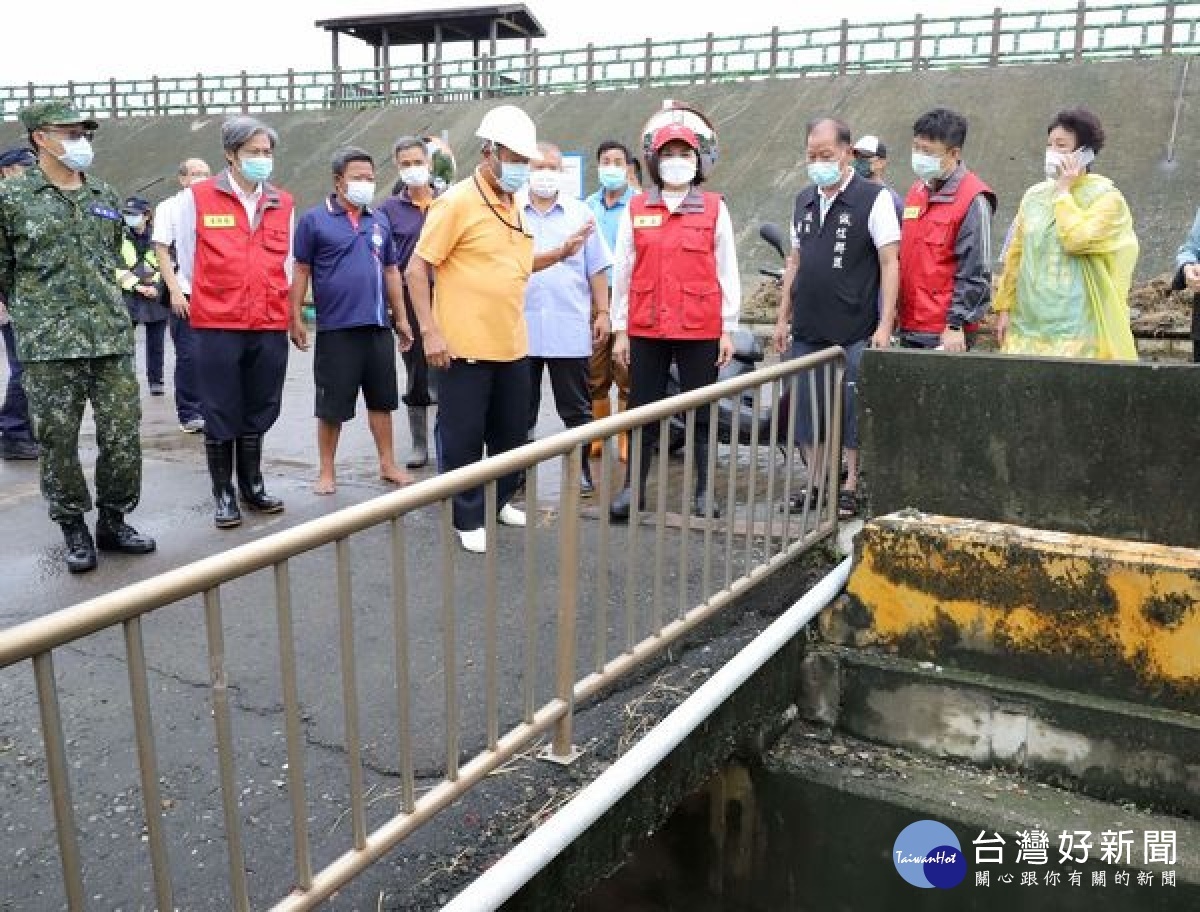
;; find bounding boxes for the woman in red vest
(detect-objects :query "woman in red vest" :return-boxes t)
[610,124,739,520]
[166,116,294,528]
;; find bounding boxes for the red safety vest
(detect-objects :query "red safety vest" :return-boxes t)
[189,173,294,330]
[627,189,723,340]
[898,169,994,334]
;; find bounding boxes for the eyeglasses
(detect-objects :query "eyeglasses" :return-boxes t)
[41,126,96,142]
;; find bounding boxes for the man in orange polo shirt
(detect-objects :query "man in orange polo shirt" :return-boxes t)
[405,105,592,553]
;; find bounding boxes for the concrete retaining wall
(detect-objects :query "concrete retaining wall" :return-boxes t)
[1,56,1195,280]
[860,349,1200,548]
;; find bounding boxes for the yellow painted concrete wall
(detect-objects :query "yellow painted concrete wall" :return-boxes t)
[826,513,1200,708]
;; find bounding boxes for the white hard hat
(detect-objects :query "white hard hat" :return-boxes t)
[475,105,539,160]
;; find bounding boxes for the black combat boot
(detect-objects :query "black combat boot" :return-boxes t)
[205,439,242,529]
[236,434,284,513]
[96,509,157,554]
[60,517,97,573]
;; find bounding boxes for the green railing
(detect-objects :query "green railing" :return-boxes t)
[1,1,1195,121]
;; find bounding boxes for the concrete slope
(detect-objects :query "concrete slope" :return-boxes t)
[0,56,1193,280]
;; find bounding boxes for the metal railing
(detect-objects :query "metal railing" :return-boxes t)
[0,347,844,911]
[0,2,1194,121]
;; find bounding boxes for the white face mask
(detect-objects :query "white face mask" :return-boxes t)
[658,156,697,187]
[398,164,430,187]
[123,214,144,229]
[344,180,375,207]
[528,169,561,200]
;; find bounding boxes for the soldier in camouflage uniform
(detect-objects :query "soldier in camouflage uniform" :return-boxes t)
[0,101,156,573]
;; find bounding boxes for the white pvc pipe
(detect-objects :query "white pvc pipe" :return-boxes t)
[441,555,854,912]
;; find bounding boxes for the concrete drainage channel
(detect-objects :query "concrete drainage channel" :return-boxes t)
[441,556,854,911]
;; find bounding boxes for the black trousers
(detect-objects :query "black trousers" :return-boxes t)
[434,357,530,531]
[401,299,436,407]
[626,337,718,494]
[528,356,592,434]
[169,310,204,424]
[193,329,289,443]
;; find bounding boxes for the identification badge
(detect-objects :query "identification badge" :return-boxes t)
[903,206,922,220]
[89,204,121,221]
[203,214,237,228]
[633,214,662,228]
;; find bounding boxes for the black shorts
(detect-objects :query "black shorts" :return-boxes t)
[314,326,399,423]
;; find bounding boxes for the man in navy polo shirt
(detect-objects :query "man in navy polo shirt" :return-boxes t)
[288,146,414,494]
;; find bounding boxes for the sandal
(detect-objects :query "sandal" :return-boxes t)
[838,489,859,519]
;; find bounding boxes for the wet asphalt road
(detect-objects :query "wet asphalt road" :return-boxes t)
[0,331,814,910]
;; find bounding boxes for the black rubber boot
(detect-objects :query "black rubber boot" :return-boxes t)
[206,439,242,529]
[60,517,97,573]
[236,434,284,513]
[609,444,652,522]
[96,509,157,554]
[405,406,429,469]
[692,438,720,519]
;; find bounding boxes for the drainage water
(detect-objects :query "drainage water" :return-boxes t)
[573,764,1196,910]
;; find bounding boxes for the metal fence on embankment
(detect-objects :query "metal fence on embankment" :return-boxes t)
[0,2,1195,121]
[0,348,843,911]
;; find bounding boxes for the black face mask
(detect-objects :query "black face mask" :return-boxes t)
[852,157,874,178]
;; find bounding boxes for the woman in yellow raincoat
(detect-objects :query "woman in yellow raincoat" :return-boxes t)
[994,108,1138,359]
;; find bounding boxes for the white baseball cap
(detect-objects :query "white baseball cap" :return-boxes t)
[852,135,887,157]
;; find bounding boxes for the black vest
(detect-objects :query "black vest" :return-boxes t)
[790,174,885,346]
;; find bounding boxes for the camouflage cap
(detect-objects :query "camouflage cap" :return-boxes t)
[19,101,99,132]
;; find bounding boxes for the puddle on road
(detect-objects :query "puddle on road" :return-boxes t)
[574,764,1195,911]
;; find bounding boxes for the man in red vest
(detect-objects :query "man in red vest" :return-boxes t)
[163,116,294,528]
[898,108,997,351]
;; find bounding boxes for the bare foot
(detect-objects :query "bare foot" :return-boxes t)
[314,475,336,495]
[380,464,414,486]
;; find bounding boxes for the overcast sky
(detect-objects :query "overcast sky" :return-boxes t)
[3,0,1058,85]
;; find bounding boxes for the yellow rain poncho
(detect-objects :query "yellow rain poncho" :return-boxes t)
[994,173,1138,360]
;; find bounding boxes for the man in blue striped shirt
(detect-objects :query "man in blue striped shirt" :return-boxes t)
[288,146,414,495]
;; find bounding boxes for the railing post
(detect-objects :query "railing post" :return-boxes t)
[705,31,715,83]
[769,25,780,77]
[27,81,35,103]
[240,69,249,113]
[530,47,540,95]
[548,451,582,763]
[1164,0,1177,55]
[585,42,595,92]
[287,68,295,112]
[152,75,161,116]
[642,36,653,87]
[195,73,205,116]
[990,6,1003,66]
[1073,0,1087,61]
[912,14,923,71]
[67,80,75,108]
[838,19,849,76]
[109,78,118,120]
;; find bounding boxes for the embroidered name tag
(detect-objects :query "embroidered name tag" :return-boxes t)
[903,206,922,220]
[203,214,237,228]
[633,215,662,228]
[89,204,121,221]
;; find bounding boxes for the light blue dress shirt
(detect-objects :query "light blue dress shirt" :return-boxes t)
[585,185,635,286]
[522,194,613,358]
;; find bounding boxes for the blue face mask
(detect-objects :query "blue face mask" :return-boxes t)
[239,155,273,184]
[498,161,529,193]
[597,164,628,191]
[911,152,945,183]
[806,160,842,189]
